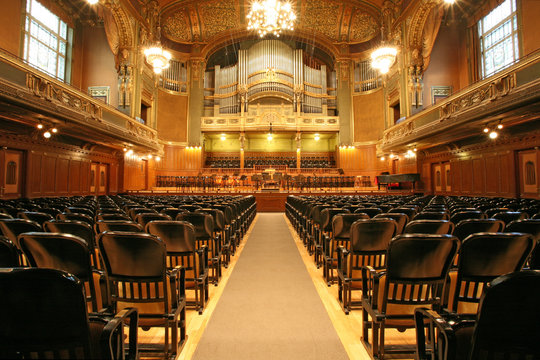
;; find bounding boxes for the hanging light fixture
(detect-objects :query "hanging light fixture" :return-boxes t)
[144,5,171,74]
[247,0,296,38]
[267,123,273,141]
[371,15,398,74]
[144,45,171,74]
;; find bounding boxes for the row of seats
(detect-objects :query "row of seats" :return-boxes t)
[204,156,335,169]
[0,194,257,359]
[285,194,540,359]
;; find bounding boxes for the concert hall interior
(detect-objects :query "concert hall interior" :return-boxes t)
[0,0,540,359]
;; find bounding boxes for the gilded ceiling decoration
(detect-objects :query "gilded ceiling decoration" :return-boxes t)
[159,0,382,49]
[199,0,239,39]
[163,10,192,42]
[300,0,341,41]
[349,10,378,43]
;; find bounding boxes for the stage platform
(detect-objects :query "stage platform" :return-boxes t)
[127,187,419,212]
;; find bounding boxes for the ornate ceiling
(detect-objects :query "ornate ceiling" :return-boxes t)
[155,0,386,46]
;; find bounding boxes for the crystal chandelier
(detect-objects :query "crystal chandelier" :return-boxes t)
[371,46,398,74]
[247,0,296,38]
[144,44,171,74]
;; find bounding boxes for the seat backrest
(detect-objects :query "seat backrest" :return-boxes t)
[505,218,540,241]
[94,220,143,234]
[44,220,95,249]
[196,208,225,230]
[98,232,166,279]
[176,212,214,239]
[374,212,409,234]
[0,236,19,267]
[469,270,540,359]
[450,210,486,223]
[146,220,196,254]
[160,208,185,219]
[356,207,383,218]
[65,207,94,217]
[19,232,93,282]
[0,218,42,246]
[134,213,172,228]
[449,232,534,314]
[413,211,450,221]
[349,218,398,254]
[453,218,505,241]
[17,211,54,227]
[96,213,130,221]
[0,268,95,359]
[403,219,454,235]
[492,211,529,226]
[321,208,350,232]
[57,212,94,226]
[332,213,370,240]
[386,234,459,281]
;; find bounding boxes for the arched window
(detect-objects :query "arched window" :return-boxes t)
[446,169,451,188]
[6,161,17,185]
[436,170,441,187]
[100,171,105,186]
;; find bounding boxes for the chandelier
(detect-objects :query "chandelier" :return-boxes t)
[371,46,398,74]
[144,44,172,74]
[247,0,296,38]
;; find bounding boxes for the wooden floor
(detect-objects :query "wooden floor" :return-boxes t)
[137,213,416,360]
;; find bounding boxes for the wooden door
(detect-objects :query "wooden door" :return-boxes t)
[0,149,24,199]
[518,149,539,197]
[98,164,108,195]
[90,163,98,194]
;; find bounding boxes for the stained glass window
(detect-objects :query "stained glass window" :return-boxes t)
[23,0,71,81]
[478,0,519,78]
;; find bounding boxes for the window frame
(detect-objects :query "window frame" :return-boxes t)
[477,0,521,79]
[22,0,73,82]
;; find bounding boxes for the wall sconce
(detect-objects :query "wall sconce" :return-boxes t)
[314,133,320,141]
[220,133,226,141]
[37,123,58,139]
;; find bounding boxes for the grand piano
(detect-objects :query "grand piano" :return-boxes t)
[376,173,421,190]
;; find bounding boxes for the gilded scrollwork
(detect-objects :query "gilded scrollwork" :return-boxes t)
[301,0,341,41]
[163,10,192,42]
[199,0,238,39]
[349,11,378,43]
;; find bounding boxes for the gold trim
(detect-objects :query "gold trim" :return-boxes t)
[304,81,323,89]
[248,69,294,78]
[248,92,293,103]
[248,79,294,88]
[218,82,238,89]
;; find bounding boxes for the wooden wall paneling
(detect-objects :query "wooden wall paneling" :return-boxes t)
[29,153,42,196]
[80,161,90,195]
[472,158,485,194]
[56,157,69,195]
[421,162,431,194]
[450,159,461,194]
[109,162,118,194]
[69,160,81,194]
[484,154,500,195]
[499,152,512,196]
[42,155,57,195]
[90,163,97,194]
[461,158,473,194]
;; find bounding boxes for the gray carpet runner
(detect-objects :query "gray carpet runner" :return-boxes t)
[192,213,349,360]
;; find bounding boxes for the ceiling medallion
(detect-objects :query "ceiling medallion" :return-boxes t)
[247,0,296,38]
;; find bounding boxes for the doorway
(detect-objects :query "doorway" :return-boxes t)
[0,149,24,199]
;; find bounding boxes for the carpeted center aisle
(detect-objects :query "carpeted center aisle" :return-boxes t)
[192,213,349,360]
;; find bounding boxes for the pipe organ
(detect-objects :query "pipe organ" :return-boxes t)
[354,60,381,93]
[204,40,336,116]
[159,60,188,93]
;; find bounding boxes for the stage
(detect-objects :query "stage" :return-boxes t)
[126,187,419,212]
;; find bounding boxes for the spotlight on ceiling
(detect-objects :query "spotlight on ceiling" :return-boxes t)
[489,131,498,139]
[43,131,51,139]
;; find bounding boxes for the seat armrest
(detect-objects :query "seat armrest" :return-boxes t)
[98,307,139,360]
[337,246,350,278]
[414,308,474,360]
[361,266,384,309]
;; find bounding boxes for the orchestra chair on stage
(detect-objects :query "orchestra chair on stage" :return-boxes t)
[0,267,138,360]
[415,270,540,360]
